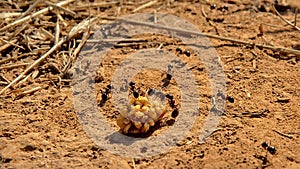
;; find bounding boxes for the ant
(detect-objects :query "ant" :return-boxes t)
[165,93,179,118]
[100,84,114,104]
[127,81,140,98]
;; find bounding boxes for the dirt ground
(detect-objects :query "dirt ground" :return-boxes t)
[0,0,300,168]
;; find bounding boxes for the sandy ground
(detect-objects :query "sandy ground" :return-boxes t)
[0,0,300,168]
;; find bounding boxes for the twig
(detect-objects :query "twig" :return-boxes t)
[272,5,300,31]
[72,25,91,58]
[133,0,158,13]
[0,17,97,95]
[101,17,300,57]
[273,129,293,139]
[44,0,76,17]
[77,38,147,43]
[0,0,75,32]
[15,86,42,99]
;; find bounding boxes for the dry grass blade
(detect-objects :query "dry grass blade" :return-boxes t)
[55,19,60,45]
[0,0,75,32]
[0,63,30,70]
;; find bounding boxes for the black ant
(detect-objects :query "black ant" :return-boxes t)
[100,84,114,104]
[165,93,179,118]
[127,81,140,98]
[129,81,135,91]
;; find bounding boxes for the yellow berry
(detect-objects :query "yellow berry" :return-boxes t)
[135,111,144,118]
